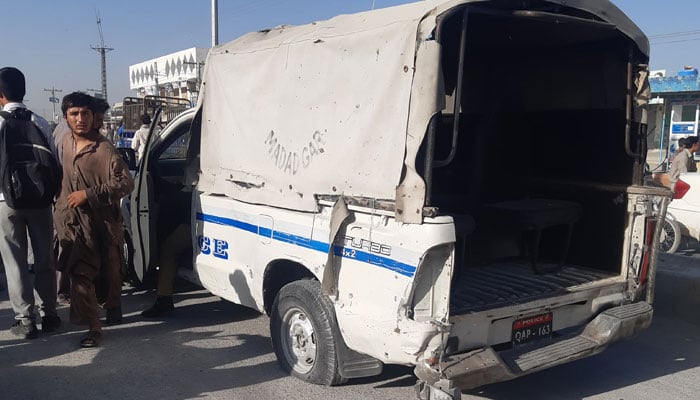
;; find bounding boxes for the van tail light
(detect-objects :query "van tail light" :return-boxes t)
[674,179,690,199]
[639,218,656,284]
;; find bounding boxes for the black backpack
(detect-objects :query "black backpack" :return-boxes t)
[0,108,61,209]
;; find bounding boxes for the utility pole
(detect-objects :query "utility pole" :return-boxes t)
[91,10,113,103]
[44,86,62,122]
[153,62,160,96]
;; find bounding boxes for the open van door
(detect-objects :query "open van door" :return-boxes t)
[131,108,163,282]
[131,108,198,282]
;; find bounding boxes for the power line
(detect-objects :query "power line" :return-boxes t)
[651,38,700,45]
[648,28,700,45]
[648,29,700,39]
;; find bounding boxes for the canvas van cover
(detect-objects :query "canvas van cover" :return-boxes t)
[197,0,648,215]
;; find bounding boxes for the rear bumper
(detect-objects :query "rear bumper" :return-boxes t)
[415,301,653,390]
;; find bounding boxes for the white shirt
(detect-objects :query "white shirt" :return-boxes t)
[0,102,57,202]
[668,148,693,190]
[131,124,150,161]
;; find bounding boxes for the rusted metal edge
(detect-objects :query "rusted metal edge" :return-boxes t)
[316,194,438,218]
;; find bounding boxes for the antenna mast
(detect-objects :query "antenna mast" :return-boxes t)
[91,10,113,103]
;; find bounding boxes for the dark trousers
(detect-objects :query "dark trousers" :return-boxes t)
[69,242,123,327]
[96,243,123,309]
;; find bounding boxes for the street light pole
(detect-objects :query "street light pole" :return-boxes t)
[212,0,218,47]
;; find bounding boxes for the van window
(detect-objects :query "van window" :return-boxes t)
[159,131,191,160]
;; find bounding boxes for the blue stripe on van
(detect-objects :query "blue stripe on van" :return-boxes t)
[196,212,416,277]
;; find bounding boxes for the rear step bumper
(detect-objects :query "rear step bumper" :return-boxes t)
[415,302,652,391]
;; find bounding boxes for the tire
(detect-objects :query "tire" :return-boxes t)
[659,219,681,254]
[270,279,346,386]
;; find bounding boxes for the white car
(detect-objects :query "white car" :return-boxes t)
[661,172,700,253]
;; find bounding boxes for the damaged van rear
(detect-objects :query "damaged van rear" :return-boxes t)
[131,0,672,398]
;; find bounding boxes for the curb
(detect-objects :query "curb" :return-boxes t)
[653,253,700,325]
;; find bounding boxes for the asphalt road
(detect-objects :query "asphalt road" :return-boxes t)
[0,282,419,400]
[1,255,699,400]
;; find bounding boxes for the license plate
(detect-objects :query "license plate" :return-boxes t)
[512,312,553,345]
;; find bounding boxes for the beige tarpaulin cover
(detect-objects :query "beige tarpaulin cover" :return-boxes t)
[197,0,649,215]
[198,1,435,212]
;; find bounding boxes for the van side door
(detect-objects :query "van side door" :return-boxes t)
[131,109,195,281]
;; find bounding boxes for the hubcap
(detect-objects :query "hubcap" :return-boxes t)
[281,306,316,374]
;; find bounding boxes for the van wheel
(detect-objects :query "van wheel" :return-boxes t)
[659,219,681,254]
[270,280,346,386]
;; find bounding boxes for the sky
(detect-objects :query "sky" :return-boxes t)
[2,0,699,121]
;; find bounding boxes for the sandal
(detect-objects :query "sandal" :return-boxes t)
[80,331,102,348]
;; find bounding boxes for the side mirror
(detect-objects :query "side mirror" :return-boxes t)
[116,147,138,171]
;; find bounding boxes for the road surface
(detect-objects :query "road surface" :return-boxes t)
[1,259,699,400]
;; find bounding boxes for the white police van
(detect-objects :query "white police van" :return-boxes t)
[128,1,672,398]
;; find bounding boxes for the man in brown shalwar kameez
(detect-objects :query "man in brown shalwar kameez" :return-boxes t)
[53,92,134,347]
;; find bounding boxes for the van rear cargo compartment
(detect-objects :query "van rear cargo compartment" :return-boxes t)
[450,263,617,314]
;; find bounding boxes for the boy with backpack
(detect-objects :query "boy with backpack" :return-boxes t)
[0,66,61,339]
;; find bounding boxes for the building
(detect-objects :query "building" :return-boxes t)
[647,67,700,169]
[129,47,209,104]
